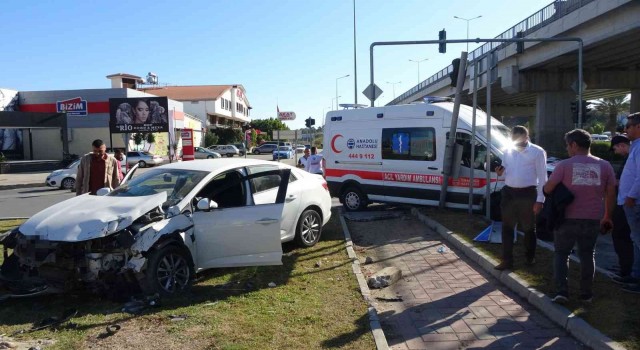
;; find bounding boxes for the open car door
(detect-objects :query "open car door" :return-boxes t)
[120,163,140,185]
[191,168,290,270]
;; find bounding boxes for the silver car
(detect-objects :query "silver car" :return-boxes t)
[194,147,221,159]
[127,151,165,168]
[208,145,240,157]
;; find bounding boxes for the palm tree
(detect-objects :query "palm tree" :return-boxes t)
[592,95,630,133]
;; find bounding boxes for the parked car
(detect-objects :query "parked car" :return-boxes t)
[233,143,248,156]
[208,145,240,157]
[194,147,221,159]
[295,145,306,154]
[0,159,331,297]
[272,146,295,160]
[253,144,278,154]
[592,134,610,141]
[127,151,164,168]
[46,159,80,190]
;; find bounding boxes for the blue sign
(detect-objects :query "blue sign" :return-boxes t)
[347,138,355,149]
[392,132,409,155]
[56,97,88,116]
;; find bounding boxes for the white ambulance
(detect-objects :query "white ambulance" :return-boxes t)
[324,99,512,211]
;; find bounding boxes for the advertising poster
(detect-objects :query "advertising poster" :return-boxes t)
[109,97,169,133]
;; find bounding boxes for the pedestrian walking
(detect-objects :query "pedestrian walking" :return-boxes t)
[494,125,547,270]
[609,135,635,284]
[114,149,125,181]
[305,146,325,175]
[618,112,640,293]
[76,139,121,195]
[544,129,615,303]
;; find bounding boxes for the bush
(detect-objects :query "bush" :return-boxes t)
[590,141,624,162]
[204,132,219,147]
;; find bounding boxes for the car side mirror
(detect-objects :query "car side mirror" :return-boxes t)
[197,198,219,211]
[96,187,111,196]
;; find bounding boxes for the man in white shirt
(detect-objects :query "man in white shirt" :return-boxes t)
[298,148,310,169]
[494,125,548,270]
[305,146,325,175]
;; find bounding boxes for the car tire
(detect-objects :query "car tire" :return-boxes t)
[207,155,214,159]
[295,209,323,247]
[139,245,193,297]
[138,160,147,168]
[341,186,368,212]
[227,154,233,158]
[60,177,75,190]
[253,150,260,155]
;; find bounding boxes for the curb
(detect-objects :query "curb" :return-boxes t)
[339,213,389,350]
[0,183,45,191]
[410,208,626,350]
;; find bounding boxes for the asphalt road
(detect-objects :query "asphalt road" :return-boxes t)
[0,153,302,218]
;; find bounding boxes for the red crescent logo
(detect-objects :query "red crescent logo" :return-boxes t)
[331,134,343,153]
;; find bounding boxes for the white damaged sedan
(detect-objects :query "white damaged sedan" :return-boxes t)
[0,159,331,296]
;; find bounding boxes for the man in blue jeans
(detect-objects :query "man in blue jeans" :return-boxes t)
[618,112,640,293]
[544,129,615,303]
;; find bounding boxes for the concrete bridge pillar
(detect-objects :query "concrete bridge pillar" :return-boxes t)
[535,91,575,157]
[631,89,640,114]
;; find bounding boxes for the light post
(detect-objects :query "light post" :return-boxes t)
[386,81,401,99]
[331,96,341,110]
[408,58,429,84]
[336,74,350,109]
[453,15,482,52]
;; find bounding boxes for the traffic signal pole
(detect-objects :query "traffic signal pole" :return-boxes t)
[368,37,584,127]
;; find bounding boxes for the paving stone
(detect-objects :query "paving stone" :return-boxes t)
[420,340,461,350]
[421,333,458,342]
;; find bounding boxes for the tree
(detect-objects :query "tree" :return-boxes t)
[250,118,290,141]
[145,133,156,151]
[250,129,257,148]
[133,133,144,150]
[214,128,242,144]
[592,95,630,133]
[587,122,605,135]
[204,132,219,147]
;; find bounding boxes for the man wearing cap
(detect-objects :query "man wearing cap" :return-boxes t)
[610,135,635,284]
[619,112,640,294]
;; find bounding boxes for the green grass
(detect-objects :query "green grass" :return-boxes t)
[0,213,374,349]
[421,207,640,350]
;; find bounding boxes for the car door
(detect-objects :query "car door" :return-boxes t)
[120,163,140,185]
[248,165,302,239]
[191,168,291,269]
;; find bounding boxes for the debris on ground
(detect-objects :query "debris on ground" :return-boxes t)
[375,296,404,302]
[364,256,374,264]
[366,266,402,289]
[121,294,160,314]
[314,261,322,268]
[267,282,277,288]
[97,324,121,339]
[168,314,188,322]
[11,309,78,336]
[437,245,448,253]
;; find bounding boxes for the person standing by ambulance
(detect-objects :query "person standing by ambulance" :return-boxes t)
[494,125,548,270]
[305,146,325,176]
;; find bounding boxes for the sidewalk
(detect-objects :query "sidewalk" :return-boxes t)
[345,211,584,349]
[0,171,49,190]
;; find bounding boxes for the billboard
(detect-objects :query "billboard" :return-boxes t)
[109,97,169,133]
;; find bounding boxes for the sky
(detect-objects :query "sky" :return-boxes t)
[0,0,552,130]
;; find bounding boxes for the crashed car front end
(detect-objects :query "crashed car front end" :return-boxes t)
[0,192,194,296]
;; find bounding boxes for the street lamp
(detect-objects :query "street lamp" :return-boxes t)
[453,15,482,52]
[331,96,341,110]
[336,74,350,109]
[386,81,401,99]
[408,58,429,84]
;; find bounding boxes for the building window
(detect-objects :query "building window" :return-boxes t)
[381,127,436,161]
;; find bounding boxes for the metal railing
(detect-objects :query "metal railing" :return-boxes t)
[387,0,595,105]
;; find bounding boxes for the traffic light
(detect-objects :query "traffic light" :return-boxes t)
[516,31,524,54]
[305,117,315,128]
[438,29,446,53]
[571,100,592,124]
[449,58,461,87]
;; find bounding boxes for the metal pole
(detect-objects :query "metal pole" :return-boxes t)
[370,45,375,107]
[439,51,468,208]
[468,59,479,214]
[485,50,494,220]
[335,79,339,110]
[124,133,129,172]
[578,41,583,128]
[353,0,358,105]
[466,21,470,52]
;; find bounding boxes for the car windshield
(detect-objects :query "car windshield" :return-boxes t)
[109,168,209,208]
[67,160,80,169]
[140,151,153,156]
[277,146,290,151]
[475,124,512,152]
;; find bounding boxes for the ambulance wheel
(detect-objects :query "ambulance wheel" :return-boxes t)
[342,186,367,211]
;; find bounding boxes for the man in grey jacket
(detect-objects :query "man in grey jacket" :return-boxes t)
[76,139,120,195]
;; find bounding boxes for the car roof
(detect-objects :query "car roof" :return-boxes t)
[157,158,294,172]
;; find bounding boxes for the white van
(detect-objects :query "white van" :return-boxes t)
[324,100,512,211]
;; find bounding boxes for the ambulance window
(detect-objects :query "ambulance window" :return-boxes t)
[381,127,436,161]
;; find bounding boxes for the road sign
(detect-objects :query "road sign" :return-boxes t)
[278,111,296,120]
[272,130,299,139]
[363,84,383,102]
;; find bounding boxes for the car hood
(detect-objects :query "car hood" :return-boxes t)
[19,192,167,242]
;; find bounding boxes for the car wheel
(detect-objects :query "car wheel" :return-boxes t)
[341,186,368,212]
[138,160,147,168]
[253,150,260,155]
[60,177,75,190]
[227,154,233,158]
[295,209,322,247]
[207,155,214,159]
[140,245,193,297]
